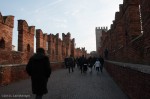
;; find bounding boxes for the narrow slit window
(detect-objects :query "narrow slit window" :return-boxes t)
[0,38,5,49]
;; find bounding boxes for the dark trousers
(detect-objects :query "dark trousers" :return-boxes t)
[100,66,103,72]
[68,66,74,73]
[80,66,83,73]
[35,95,43,99]
[96,67,100,72]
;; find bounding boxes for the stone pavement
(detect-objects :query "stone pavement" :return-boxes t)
[0,67,129,99]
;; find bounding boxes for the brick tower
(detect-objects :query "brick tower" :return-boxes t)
[62,32,71,57]
[18,20,35,53]
[95,27,108,52]
[0,12,14,51]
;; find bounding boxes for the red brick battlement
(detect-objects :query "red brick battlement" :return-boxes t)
[99,0,150,65]
[0,12,87,65]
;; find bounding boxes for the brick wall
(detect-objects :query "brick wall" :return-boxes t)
[0,12,87,65]
[0,11,87,87]
[99,1,150,98]
[0,62,65,85]
[105,61,150,99]
[100,0,150,65]
[0,64,28,85]
[0,13,14,51]
[139,0,150,64]
[18,20,35,54]
[0,50,30,65]
[36,29,45,50]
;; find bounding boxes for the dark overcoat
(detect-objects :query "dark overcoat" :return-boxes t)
[26,54,51,95]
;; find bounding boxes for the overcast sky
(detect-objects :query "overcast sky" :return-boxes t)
[0,0,123,53]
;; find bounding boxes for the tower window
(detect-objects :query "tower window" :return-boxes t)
[27,44,30,52]
[0,38,5,49]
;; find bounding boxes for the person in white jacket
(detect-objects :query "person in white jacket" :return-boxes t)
[93,59,101,73]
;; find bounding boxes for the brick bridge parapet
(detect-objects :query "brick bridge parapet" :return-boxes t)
[105,60,150,99]
[0,61,64,86]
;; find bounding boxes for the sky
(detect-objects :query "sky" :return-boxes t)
[0,0,123,53]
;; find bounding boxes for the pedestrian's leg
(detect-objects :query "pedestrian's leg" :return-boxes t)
[68,67,70,73]
[100,67,103,72]
[81,66,83,73]
[35,95,43,99]
[96,67,98,74]
[96,67,97,72]
[100,67,102,72]
[72,67,74,72]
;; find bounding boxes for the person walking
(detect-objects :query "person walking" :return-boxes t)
[26,48,51,99]
[79,55,86,74]
[68,55,74,73]
[93,59,101,74]
[88,56,93,73]
[99,56,104,73]
[64,57,69,68]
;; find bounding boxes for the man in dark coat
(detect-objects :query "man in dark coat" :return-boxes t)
[99,56,104,72]
[64,57,69,68]
[68,55,74,73]
[26,48,51,99]
[79,55,87,73]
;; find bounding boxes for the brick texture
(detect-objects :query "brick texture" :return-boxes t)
[105,62,150,99]
[0,12,87,65]
[0,12,14,51]
[99,0,150,65]
[139,0,150,64]
[0,62,64,85]
[0,12,87,85]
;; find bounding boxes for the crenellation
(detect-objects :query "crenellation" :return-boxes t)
[67,32,71,39]
[0,13,14,51]
[18,20,35,54]
[98,0,149,65]
[115,12,120,21]
[0,12,3,23]
[3,16,14,28]
[28,26,35,34]
[123,0,139,5]
[0,12,85,65]
[18,20,28,31]
[55,33,59,38]
[36,29,44,50]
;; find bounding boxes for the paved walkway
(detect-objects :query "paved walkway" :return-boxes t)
[0,67,129,99]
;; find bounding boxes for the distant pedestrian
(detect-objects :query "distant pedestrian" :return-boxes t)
[88,56,93,73]
[64,57,69,68]
[26,48,51,99]
[79,55,87,73]
[83,57,88,73]
[75,57,80,69]
[68,55,74,73]
[93,59,101,73]
[99,56,104,72]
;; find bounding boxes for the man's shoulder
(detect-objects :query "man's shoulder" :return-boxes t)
[44,56,50,61]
